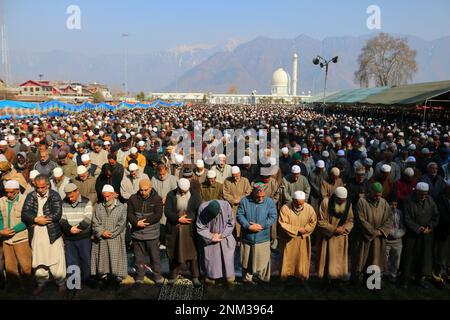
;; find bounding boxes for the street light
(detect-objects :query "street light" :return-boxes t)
[313,55,339,113]
[122,33,129,98]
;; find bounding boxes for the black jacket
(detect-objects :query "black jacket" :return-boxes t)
[127,190,163,240]
[21,190,63,244]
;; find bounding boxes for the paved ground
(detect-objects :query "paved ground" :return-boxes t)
[0,247,449,300]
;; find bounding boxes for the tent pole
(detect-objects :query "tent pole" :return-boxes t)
[423,100,428,124]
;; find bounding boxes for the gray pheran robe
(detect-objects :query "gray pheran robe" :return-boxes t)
[196,200,236,279]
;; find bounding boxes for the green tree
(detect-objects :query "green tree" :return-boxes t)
[136,91,146,101]
[92,91,105,103]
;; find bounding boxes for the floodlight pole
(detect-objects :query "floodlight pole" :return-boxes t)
[322,63,329,113]
[122,33,129,98]
[313,55,338,115]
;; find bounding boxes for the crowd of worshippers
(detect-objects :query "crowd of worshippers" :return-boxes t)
[0,104,449,299]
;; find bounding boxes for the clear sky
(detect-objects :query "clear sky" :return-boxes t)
[4,0,450,55]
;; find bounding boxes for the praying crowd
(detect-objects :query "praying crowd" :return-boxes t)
[0,103,449,298]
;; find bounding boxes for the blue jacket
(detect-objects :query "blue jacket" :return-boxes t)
[237,196,277,245]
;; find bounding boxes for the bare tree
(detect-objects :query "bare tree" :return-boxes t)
[355,33,417,87]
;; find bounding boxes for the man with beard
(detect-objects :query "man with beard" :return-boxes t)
[419,162,447,202]
[165,179,202,287]
[300,148,316,177]
[200,170,224,202]
[150,162,178,219]
[90,140,108,169]
[124,147,147,173]
[308,160,328,214]
[73,142,90,166]
[237,183,277,284]
[375,151,401,183]
[0,160,28,193]
[6,135,21,155]
[151,162,178,247]
[279,147,293,176]
[60,183,93,290]
[33,148,57,179]
[192,160,208,185]
[351,182,392,286]
[223,166,252,240]
[73,165,98,206]
[21,174,66,298]
[401,182,440,289]
[279,191,317,289]
[120,163,149,201]
[316,187,354,289]
[0,180,32,290]
[346,166,370,209]
[239,156,258,183]
[0,140,16,164]
[321,167,344,199]
[13,152,30,180]
[91,184,128,288]
[281,165,311,205]
[57,151,77,180]
[211,154,232,184]
[395,168,417,207]
[50,167,71,200]
[80,154,101,179]
[370,164,394,200]
[127,179,164,285]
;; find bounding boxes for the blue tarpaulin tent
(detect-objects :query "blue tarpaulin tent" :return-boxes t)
[0,99,186,119]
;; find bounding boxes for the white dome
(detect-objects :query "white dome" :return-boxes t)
[272,68,289,87]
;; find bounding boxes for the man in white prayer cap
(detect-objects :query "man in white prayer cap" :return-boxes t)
[120,163,150,201]
[164,178,202,287]
[401,182,439,289]
[211,154,232,184]
[281,165,311,205]
[192,159,207,185]
[91,184,128,287]
[316,186,354,288]
[371,163,394,199]
[301,148,316,176]
[223,166,252,240]
[279,147,292,176]
[0,180,31,290]
[308,160,328,214]
[124,146,147,175]
[50,167,71,200]
[279,190,317,289]
[81,153,101,179]
[74,165,98,205]
[200,169,223,203]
